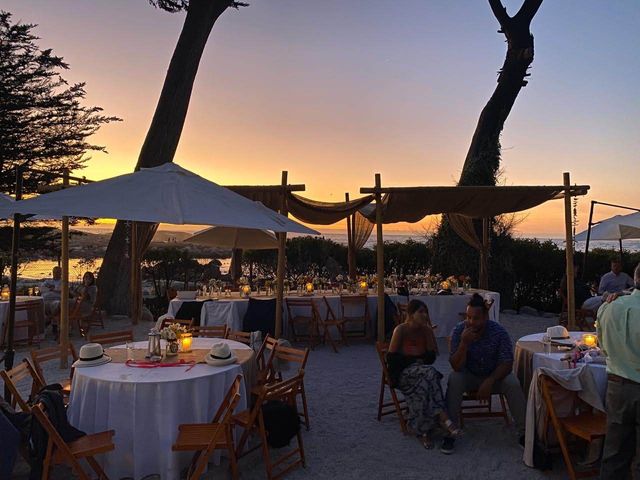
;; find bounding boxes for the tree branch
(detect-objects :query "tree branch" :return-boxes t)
[515,0,544,24]
[488,0,511,28]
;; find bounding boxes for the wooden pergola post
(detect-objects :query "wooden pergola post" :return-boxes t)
[130,221,141,325]
[275,171,288,338]
[345,192,356,280]
[563,172,576,330]
[60,169,70,368]
[375,174,385,341]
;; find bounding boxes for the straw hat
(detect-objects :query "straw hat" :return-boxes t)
[73,343,112,368]
[546,325,570,340]
[205,342,237,367]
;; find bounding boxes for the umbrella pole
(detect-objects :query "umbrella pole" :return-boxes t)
[60,170,70,368]
[131,222,140,325]
[4,167,23,401]
[275,171,288,338]
[375,174,385,341]
[619,238,623,265]
[563,172,576,330]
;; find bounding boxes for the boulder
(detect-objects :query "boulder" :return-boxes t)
[502,309,518,315]
[519,306,539,316]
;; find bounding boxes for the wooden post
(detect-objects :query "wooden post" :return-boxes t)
[60,169,70,368]
[479,217,489,290]
[375,174,385,341]
[130,221,140,324]
[582,200,595,278]
[345,193,355,280]
[275,171,288,338]
[563,172,576,330]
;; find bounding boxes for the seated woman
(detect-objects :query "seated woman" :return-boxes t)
[387,299,461,449]
[74,272,98,325]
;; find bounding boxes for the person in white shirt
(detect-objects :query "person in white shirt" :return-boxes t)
[41,266,62,321]
[598,259,634,295]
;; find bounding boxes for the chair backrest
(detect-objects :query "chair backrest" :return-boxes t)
[264,370,305,403]
[397,303,408,323]
[30,344,78,383]
[321,296,338,321]
[211,374,243,423]
[192,325,228,339]
[202,301,237,327]
[89,329,134,346]
[272,344,309,376]
[31,402,88,478]
[375,341,393,385]
[160,318,194,330]
[285,298,317,320]
[340,294,369,318]
[227,330,252,345]
[0,359,44,411]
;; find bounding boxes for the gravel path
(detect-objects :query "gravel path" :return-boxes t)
[7,313,567,479]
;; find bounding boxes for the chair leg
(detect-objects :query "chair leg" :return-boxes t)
[323,324,339,353]
[42,441,54,480]
[299,383,311,431]
[86,456,109,480]
[257,412,274,480]
[377,374,386,421]
[226,426,239,480]
[499,394,510,425]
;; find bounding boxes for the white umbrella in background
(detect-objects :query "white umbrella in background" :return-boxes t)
[184,226,278,250]
[575,212,640,241]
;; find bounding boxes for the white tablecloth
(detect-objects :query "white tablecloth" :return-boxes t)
[168,290,500,338]
[67,338,252,480]
[517,332,607,402]
[0,296,45,342]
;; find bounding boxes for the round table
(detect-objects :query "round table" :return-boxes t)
[67,338,255,480]
[514,332,607,401]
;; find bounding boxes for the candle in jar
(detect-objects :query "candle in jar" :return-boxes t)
[359,281,368,291]
[242,285,251,296]
[180,333,193,353]
[582,334,597,348]
[305,282,314,294]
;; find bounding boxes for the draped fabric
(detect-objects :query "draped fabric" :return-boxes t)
[448,214,489,290]
[286,193,374,225]
[347,210,374,278]
[225,187,282,212]
[361,186,587,223]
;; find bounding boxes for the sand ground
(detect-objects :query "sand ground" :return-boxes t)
[7,313,570,479]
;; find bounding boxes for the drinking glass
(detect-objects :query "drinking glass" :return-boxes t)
[542,334,551,356]
[126,341,135,361]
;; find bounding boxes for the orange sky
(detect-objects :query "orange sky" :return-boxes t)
[5,1,639,237]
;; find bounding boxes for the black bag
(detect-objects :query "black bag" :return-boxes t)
[261,400,300,448]
[29,387,86,480]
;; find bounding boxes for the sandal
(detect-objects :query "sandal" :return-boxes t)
[441,419,463,437]
[419,434,434,450]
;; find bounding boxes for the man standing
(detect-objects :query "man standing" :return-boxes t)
[598,259,634,295]
[443,293,527,454]
[597,263,640,479]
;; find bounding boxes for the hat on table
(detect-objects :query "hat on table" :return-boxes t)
[73,343,112,368]
[546,325,570,340]
[204,342,237,367]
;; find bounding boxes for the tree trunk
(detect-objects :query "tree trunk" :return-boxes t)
[458,0,543,187]
[97,0,230,314]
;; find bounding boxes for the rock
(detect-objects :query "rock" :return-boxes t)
[541,312,557,318]
[519,306,539,316]
[502,309,518,315]
[141,307,154,323]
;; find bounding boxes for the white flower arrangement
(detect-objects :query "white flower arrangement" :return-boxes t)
[336,274,344,282]
[160,323,189,341]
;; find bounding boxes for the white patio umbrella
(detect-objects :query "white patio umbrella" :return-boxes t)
[575,212,640,241]
[185,226,278,250]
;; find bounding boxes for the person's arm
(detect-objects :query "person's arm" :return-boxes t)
[388,325,403,354]
[476,331,514,399]
[450,327,480,372]
[598,275,607,295]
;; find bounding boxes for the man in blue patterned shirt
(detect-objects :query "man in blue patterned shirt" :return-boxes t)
[440,293,526,454]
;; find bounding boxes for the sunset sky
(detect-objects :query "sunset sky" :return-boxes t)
[4,0,639,237]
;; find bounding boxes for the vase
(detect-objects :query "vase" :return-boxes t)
[166,341,179,356]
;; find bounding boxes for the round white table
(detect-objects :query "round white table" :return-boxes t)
[515,332,608,401]
[68,338,254,480]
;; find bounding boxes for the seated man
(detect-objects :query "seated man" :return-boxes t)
[598,259,634,296]
[40,266,62,321]
[442,293,526,454]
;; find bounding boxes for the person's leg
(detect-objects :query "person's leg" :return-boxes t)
[600,381,636,480]
[493,373,527,436]
[446,371,483,426]
[0,412,19,480]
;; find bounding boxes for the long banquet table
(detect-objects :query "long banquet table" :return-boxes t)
[167,289,500,338]
[67,338,256,480]
[0,295,45,342]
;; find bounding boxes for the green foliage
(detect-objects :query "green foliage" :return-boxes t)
[0,11,120,193]
[142,246,205,296]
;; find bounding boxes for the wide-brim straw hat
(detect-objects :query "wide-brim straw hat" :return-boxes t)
[73,343,112,368]
[547,325,570,340]
[205,342,237,367]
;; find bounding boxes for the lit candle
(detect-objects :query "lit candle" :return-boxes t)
[180,332,193,353]
[582,334,597,348]
[0,285,10,301]
[242,285,251,297]
[305,282,314,294]
[359,281,368,291]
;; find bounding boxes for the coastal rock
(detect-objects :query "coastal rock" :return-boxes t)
[541,312,557,318]
[502,309,518,315]
[519,306,539,316]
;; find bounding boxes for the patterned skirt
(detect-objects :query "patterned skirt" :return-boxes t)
[398,362,446,435]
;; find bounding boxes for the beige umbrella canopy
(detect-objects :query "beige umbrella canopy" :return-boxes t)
[184,226,278,250]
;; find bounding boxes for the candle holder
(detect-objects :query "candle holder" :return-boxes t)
[305,282,314,295]
[582,333,597,348]
[241,285,251,298]
[0,285,10,301]
[179,332,193,353]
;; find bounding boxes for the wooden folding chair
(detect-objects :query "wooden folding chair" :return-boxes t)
[173,374,243,480]
[31,401,115,480]
[375,342,408,434]
[459,391,510,427]
[265,344,311,430]
[339,294,370,339]
[227,330,252,345]
[285,298,320,348]
[30,344,78,395]
[69,298,104,338]
[253,334,278,384]
[539,373,607,480]
[318,296,347,352]
[0,358,44,412]
[396,303,408,326]
[235,372,306,480]
[160,317,194,330]
[89,329,134,346]
[192,325,228,339]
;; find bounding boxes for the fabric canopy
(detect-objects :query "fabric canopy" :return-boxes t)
[361,185,589,223]
[184,226,278,250]
[575,212,640,241]
[7,163,318,234]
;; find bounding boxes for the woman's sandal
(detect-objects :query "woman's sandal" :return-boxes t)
[442,419,463,437]
[420,434,434,450]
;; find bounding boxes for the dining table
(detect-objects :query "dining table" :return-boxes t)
[0,295,45,342]
[67,337,256,480]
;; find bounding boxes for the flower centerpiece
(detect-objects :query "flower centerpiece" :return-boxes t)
[160,323,189,356]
